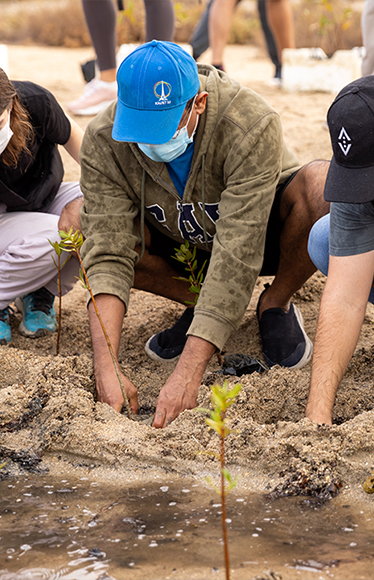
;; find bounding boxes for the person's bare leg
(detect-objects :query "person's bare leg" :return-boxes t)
[266,0,295,64]
[133,225,193,304]
[134,249,193,304]
[209,0,238,69]
[258,160,330,316]
[99,69,117,82]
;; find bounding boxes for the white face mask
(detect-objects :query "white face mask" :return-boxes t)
[0,113,13,155]
[138,97,198,163]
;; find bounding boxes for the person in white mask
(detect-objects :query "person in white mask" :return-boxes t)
[0,68,84,344]
[79,40,330,427]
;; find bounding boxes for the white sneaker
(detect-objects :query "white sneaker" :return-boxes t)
[67,79,117,116]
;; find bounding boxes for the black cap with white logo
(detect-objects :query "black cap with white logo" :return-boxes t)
[324,75,374,203]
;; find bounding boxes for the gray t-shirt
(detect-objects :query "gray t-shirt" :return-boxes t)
[330,200,374,257]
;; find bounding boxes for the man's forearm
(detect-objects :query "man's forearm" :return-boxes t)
[153,335,216,428]
[174,334,216,383]
[88,293,125,369]
[88,293,139,414]
[306,288,367,424]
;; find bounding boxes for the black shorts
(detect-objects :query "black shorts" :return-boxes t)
[148,170,299,277]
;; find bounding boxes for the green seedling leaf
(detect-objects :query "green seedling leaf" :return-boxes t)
[197,259,207,279]
[222,469,238,493]
[196,407,211,414]
[222,468,233,483]
[48,238,63,256]
[226,383,242,399]
[78,269,88,290]
[205,418,223,435]
[205,475,220,495]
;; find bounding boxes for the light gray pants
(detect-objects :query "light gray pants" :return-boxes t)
[0,182,83,310]
[362,0,374,76]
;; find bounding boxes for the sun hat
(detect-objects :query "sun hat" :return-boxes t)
[324,75,374,203]
[112,40,200,145]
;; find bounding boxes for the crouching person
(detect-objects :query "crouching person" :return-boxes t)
[79,41,330,428]
[0,69,84,344]
[306,76,374,425]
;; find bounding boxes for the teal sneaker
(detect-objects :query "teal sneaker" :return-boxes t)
[15,287,57,338]
[0,307,12,344]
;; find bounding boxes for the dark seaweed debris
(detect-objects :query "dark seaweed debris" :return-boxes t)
[0,446,44,476]
[0,389,49,433]
[268,465,342,501]
[221,353,268,376]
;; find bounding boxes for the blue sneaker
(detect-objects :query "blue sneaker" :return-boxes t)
[0,307,12,344]
[15,287,57,338]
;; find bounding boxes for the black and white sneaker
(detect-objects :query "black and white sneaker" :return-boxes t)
[257,284,313,369]
[145,307,194,363]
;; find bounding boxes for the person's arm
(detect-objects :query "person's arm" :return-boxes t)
[58,196,84,234]
[63,115,84,164]
[58,117,85,233]
[153,335,216,428]
[88,293,139,414]
[306,250,374,425]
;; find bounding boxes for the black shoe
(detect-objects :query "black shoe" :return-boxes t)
[257,284,313,369]
[145,308,194,363]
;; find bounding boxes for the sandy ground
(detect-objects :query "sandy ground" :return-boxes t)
[1,44,374,508]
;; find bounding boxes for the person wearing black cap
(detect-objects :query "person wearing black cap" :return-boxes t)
[306,75,374,426]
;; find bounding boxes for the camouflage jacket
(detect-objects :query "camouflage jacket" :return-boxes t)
[79,64,300,351]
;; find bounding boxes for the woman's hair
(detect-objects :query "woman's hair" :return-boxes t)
[0,67,33,167]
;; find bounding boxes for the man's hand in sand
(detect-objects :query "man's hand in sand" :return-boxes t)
[153,336,215,428]
[95,364,138,414]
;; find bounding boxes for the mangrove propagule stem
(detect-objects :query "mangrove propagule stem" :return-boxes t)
[56,253,62,355]
[220,417,230,580]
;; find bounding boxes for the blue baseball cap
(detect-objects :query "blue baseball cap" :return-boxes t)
[112,40,200,145]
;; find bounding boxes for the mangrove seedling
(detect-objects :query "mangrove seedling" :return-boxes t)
[198,380,242,580]
[55,227,134,420]
[173,241,207,306]
[173,242,222,364]
[48,239,72,355]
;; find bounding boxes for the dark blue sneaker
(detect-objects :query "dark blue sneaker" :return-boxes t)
[257,284,313,369]
[0,307,12,344]
[15,287,57,338]
[145,307,194,362]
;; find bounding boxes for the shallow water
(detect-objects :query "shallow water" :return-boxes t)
[0,474,374,580]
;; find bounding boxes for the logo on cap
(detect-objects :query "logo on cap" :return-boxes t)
[154,81,172,106]
[338,127,352,156]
